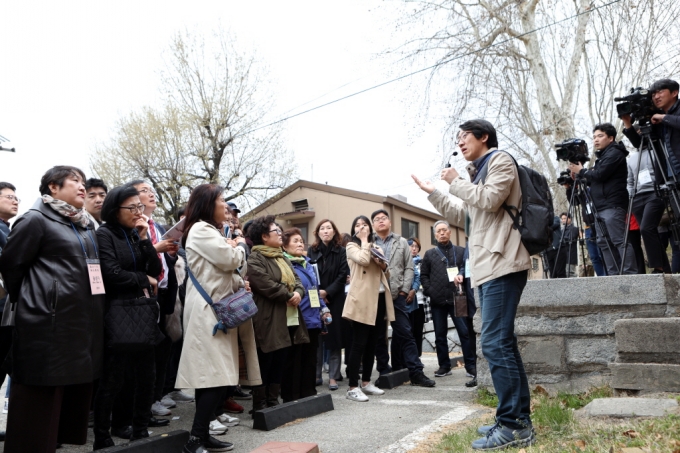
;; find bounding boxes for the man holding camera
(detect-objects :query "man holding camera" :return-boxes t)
[568,124,638,275]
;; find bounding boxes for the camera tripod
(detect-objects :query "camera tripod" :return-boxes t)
[552,175,620,277]
[621,122,680,273]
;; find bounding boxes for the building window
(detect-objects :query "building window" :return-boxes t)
[401,218,419,241]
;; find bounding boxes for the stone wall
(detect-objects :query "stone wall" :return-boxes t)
[474,274,680,393]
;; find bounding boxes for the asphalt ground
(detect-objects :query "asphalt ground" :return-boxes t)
[0,352,483,453]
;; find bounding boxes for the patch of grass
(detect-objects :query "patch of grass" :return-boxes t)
[474,388,498,408]
[431,387,680,452]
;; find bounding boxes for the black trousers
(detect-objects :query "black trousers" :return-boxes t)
[632,192,671,272]
[408,304,425,357]
[162,339,183,396]
[192,386,228,440]
[281,328,320,402]
[153,335,173,402]
[93,348,156,440]
[0,325,13,387]
[257,346,289,386]
[5,381,92,453]
[348,294,386,387]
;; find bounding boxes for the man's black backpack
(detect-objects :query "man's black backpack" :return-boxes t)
[480,151,554,256]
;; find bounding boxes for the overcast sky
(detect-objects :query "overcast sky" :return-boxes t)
[0,1,456,218]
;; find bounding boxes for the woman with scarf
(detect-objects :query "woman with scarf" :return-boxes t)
[93,184,162,449]
[0,166,104,453]
[247,215,309,414]
[280,228,331,402]
[307,219,350,391]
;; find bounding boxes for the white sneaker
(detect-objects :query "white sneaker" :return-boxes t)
[323,362,329,374]
[346,388,369,402]
[216,413,240,427]
[168,390,195,402]
[160,395,177,408]
[209,419,228,435]
[361,383,385,395]
[151,401,171,416]
[2,400,7,414]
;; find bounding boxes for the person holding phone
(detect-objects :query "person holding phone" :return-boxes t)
[342,216,395,402]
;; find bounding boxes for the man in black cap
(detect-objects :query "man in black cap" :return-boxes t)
[622,79,680,176]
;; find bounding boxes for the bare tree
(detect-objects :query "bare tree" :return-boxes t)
[387,0,680,211]
[92,29,296,222]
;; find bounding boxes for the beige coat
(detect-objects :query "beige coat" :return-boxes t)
[175,222,261,389]
[343,242,395,326]
[428,151,531,287]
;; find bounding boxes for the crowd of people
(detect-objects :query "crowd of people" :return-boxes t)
[546,79,680,278]
[0,168,476,453]
[0,77,677,452]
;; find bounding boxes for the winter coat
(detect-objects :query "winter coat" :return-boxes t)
[375,234,414,299]
[420,242,465,305]
[343,242,395,326]
[578,141,630,211]
[0,199,104,386]
[175,221,261,389]
[427,150,531,287]
[247,249,309,354]
[307,242,349,349]
[96,223,161,303]
[289,256,328,330]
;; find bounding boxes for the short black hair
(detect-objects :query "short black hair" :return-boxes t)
[39,166,87,196]
[560,212,571,219]
[85,178,108,193]
[459,119,499,149]
[593,123,617,139]
[649,78,679,94]
[100,184,140,226]
[247,215,277,246]
[371,209,389,221]
[350,215,373,245]
[0,182,16,192]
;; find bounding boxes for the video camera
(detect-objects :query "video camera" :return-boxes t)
[555,138,589,164]
[615,87,662,125]
[557,170,572,186]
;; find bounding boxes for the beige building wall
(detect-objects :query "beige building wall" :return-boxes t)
[243,180,465,253]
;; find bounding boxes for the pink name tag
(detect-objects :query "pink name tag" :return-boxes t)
[87,259,106,295]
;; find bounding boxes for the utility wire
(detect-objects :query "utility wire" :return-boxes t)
[244,0,622,136]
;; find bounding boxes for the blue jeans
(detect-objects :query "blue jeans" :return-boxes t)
[478,271,531,429]
[585,227,606,276]
[430,303,476,374]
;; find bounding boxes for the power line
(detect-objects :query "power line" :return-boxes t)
[244,0,622,136]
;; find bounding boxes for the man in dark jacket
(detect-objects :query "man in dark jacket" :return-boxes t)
[622,78,680,178]
[568,123,637,275]
[420,220,475,381]
[560,213,579,277]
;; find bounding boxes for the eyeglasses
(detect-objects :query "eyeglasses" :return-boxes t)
[119,204,146,214]
[373,216,388,223]
[457,131,472,143]
[269,228,282,235]
[1,195,20,203]
[137,188,157,196]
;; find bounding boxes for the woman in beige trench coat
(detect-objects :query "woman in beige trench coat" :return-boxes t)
[175,184,261,453]
[343,215,395,403]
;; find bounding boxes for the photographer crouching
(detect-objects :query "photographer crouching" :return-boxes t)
[567,123,638,275]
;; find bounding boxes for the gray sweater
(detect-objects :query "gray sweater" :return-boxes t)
[627,149,657,196]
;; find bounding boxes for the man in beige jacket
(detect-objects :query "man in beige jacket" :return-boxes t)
[412,119,534,450]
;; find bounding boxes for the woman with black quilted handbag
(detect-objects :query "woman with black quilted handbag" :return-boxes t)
[93,184,163,449]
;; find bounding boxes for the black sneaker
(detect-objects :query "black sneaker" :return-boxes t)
[93,437,115,450]
[465,377,478,387]
[184,436,207,453]
[434,366,452,377]
[148,417,170,427]
[411,373,436,387]
[203,435,234,452]
[232,386,252,400]
[111,425,132,439]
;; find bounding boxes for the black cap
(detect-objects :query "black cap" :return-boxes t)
[649,79,679,94]
[227,202,240,214]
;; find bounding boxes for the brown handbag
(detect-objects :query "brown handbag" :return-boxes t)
[454,285,468,317]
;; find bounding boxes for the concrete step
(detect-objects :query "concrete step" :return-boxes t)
[610,363,680,392]
[614,318,680,363]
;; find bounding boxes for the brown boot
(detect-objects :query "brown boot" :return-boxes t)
[249,385,267,419]
[266,383,281,407]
